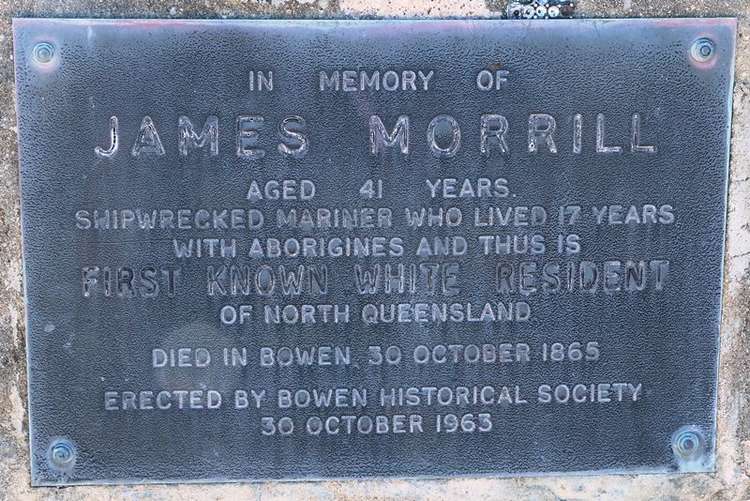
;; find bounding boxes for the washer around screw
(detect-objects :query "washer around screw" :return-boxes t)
[691,37,716,63]
[32,42,55,65]
[48,439,76,471]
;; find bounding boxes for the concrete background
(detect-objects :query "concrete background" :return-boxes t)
[0,1,749,499]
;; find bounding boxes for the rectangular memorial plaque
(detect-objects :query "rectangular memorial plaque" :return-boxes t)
[13,18,735,485]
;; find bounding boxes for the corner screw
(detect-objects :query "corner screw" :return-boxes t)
[671,426,705,462]
[48,439,76,471]
[32,42,55,65]
[691,38,716,63]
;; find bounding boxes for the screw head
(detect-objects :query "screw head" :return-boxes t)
[691,37,716,63]
[32,42,55,65]
[48,439,76,471]
[671,426,706,463]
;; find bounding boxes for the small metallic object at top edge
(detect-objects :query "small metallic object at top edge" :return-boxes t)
[32,42,55,65]
[507,1,574,19]
[691,37,716,63]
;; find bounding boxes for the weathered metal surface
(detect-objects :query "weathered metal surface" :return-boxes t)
[12,18,735,485]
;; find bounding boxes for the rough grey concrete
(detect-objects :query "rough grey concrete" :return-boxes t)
[0,0,749,499]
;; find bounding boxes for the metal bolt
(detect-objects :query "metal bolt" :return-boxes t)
[32,42,55,65]
[48,439,76,471]
[671,426,705,462]
[691,38,715,63]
